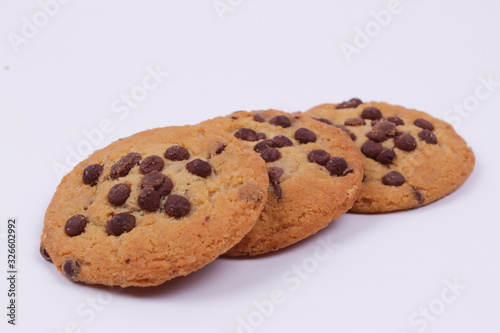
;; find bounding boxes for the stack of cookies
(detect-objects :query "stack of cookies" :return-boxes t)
[40,100,474,287]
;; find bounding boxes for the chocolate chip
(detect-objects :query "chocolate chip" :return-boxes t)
[313,117,333,125]
[373,121,396,135]
[141,171,173,196]
[361,107,382,120]
[107,183,131,206]
[62,259,80,280]
[164,145,190,161]
[307,150,331,165]
[414,118,434,130]
[376,148,396,164]
[231,116,238,120]
[234,128,258,141]
[106,213,136,236]
[412,186,425,205]
[140,155,164,174]
[394,133,417,152]
[64,214,87,237]
[268,167,284,181]
[138,187,161,211]
[366,130,387,142]
[325,157,348,176]
[40,245,52,262]
[269,115,292,128]
[215,143,226,154]
[271,135,293,148]
[336,98,362,109]
[164,195,191,218]
[260,148,281,163]
[294,128,317,144]
[344,118,365,126]
[254,132,267,141]
[371,120,380,126]
[253,113,266,122]
[110,152,142,179]
[382,171,406,186]
[254,140,274,152]
[361,141,383,159]
[82,164,103,185]
[418,129,438,145]
[186,159,212,177]
[386,116,404,126]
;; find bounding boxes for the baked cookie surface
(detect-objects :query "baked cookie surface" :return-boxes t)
[306,99,475,213]
[201,110,363,256]
[40,125,269,287]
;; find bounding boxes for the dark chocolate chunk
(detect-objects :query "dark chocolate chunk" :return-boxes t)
[269,115,292,128]
[164,145,190,161]
[106,213,136,236]
[138,187,161,211]
[268,167,284,200]
[234,128,258,141]
[107,183,131,206]
[141,171,173,196]
[254,132,267,141]
[253,113,266,122]
[366,130,387,142]
[231,116,238,120]
[376,148,396,165]
[414,118,434,131]
[82,164,103,185]
[294,128,317,144]
[361,107,382,120]
[271,135,293,148]
[140,155,164,174]
[254,140,274,152]
[394,133,417,152]
[307,149,331,165]
[40,245,52,262]
[344,118,365,126]
[326,157,348,176]
[412,186,425,205]
[336,98,362,109]
[386,116,404,126]
[373,121,396,135]
[313,117,333,125]
[164,195,191,218]
[260,148,281,163]
[361,141,384,159]
[418,129,438,145]
[110,152,142,179]
[186,159,212,177]
[382,171,406,186]
[64,214,87,237]
[62,259,80,280]
[215,143,226,154]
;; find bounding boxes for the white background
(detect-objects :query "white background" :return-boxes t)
[1,1,499,332]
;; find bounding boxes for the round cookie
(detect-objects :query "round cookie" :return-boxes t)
[201,110,363,256]
[40,125,269,287]
[306,99,475,213]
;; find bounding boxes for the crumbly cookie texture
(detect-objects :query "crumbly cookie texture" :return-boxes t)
[201,110,363,256]
[40,125,269,287]
[306,99,475,213]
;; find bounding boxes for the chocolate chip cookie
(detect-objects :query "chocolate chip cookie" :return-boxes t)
[201,110,363,256]
[306,100,475,213]
[40,125,269,287]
